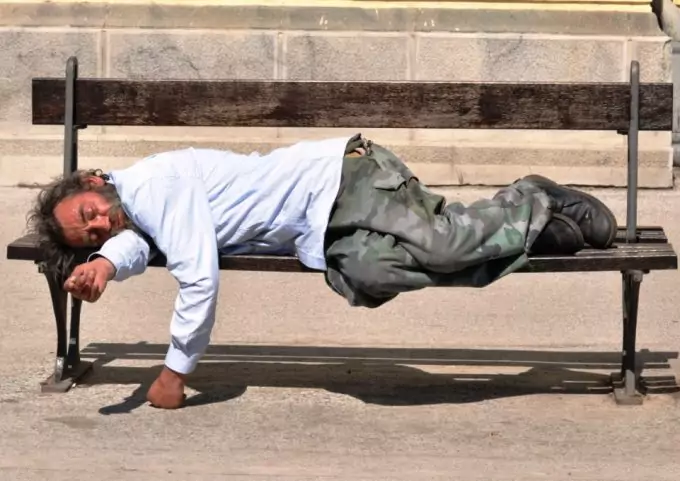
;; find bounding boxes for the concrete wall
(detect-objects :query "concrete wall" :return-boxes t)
[0,1,673,188]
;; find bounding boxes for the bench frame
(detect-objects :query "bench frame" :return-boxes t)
[6,56,678,405]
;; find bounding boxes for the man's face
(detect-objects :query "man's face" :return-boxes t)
[53,177,128,248]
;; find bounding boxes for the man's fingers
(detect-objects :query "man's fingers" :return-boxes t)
[84,276,106,303]
[89,272,109,303]
[64,276,77,291]
[64,272,76,289]
[63,262,109,299]
[86,283,101,303]
[94,272,106,290]
[74,271,89,288]
[65,269,86,289]
[64,269,97,296]
[74,269,95,287]
[70,287,87,300]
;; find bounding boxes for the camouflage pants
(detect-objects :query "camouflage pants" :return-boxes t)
[323,134,554,308]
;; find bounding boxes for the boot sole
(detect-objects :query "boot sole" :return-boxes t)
[522,174,618,249]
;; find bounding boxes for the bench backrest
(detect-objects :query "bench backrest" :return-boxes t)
[29,57,675,245]
[32,77,672,131]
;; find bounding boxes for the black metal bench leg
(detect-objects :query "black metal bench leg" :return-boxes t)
[66,296,93,385]
[41,268,68,388]
[39,265,93,393]
[612,269,645,405]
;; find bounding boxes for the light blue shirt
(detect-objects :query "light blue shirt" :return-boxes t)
[92,135,352,375]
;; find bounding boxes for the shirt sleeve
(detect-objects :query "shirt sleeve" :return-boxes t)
[129,176,219,376]
[88,229,153,282]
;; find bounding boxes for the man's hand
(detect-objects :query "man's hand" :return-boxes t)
[63,257,115,303]
[147,366,186,409]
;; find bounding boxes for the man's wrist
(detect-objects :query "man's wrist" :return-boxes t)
[92,256,116,281]
[161,365,187,384]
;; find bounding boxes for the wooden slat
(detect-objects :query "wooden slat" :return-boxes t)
[7,230,678,274]
[522,247,678,272]
[613,226,668,243]
[31,78,673,130]
[7,227,670,258]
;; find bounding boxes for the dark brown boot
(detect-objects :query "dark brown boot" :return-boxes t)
[521,174,618,249]
[530,213,585,255]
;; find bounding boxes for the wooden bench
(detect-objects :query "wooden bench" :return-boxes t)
[6,56,678,405]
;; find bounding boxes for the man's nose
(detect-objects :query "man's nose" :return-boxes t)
[89,214,110,231]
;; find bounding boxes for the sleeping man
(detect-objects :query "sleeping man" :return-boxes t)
[27,133,618,409]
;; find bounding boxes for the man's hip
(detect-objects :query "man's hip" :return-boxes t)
[325,134,447,260]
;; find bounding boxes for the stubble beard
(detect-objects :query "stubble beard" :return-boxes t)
[97,183,141,237]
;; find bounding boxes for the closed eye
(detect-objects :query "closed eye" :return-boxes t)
[79,204,95,224]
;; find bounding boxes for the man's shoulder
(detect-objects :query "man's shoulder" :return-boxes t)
[108,150,190,187]
[108,162,152,193]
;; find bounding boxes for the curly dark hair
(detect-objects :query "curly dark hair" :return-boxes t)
[26,169,111,279]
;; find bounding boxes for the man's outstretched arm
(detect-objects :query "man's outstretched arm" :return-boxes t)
[128,176,220,409]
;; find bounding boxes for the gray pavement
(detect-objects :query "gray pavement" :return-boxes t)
[1,184,680,480]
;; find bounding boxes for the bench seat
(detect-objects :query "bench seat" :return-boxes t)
[7,226,677,274]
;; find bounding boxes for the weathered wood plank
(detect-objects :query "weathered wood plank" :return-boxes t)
[31,78,673,130]
[7,229,678,274]
[7,226,670,258]
[614,226,668,243]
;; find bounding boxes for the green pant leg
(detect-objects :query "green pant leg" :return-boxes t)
[323,138,553,307]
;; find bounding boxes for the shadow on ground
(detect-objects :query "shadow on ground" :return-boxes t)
[76,342,680,415]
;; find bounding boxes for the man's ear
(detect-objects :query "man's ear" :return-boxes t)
[83,175,106,187]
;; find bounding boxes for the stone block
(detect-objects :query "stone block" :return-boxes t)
[0,136,672,188]
[99,126,280,146]
[383,142,670,187]
[107,30,276,80]
[415,35,624,82]
[0,155,62,186]
[411,129,626,148]
[277,127,409,144]
[0,3,665,36]
[448,164,671,188]
[0,28,98,124]
[628,38,672,82]
[285,33,408,81]
[411,10,663,36]
[409,144,668,169]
